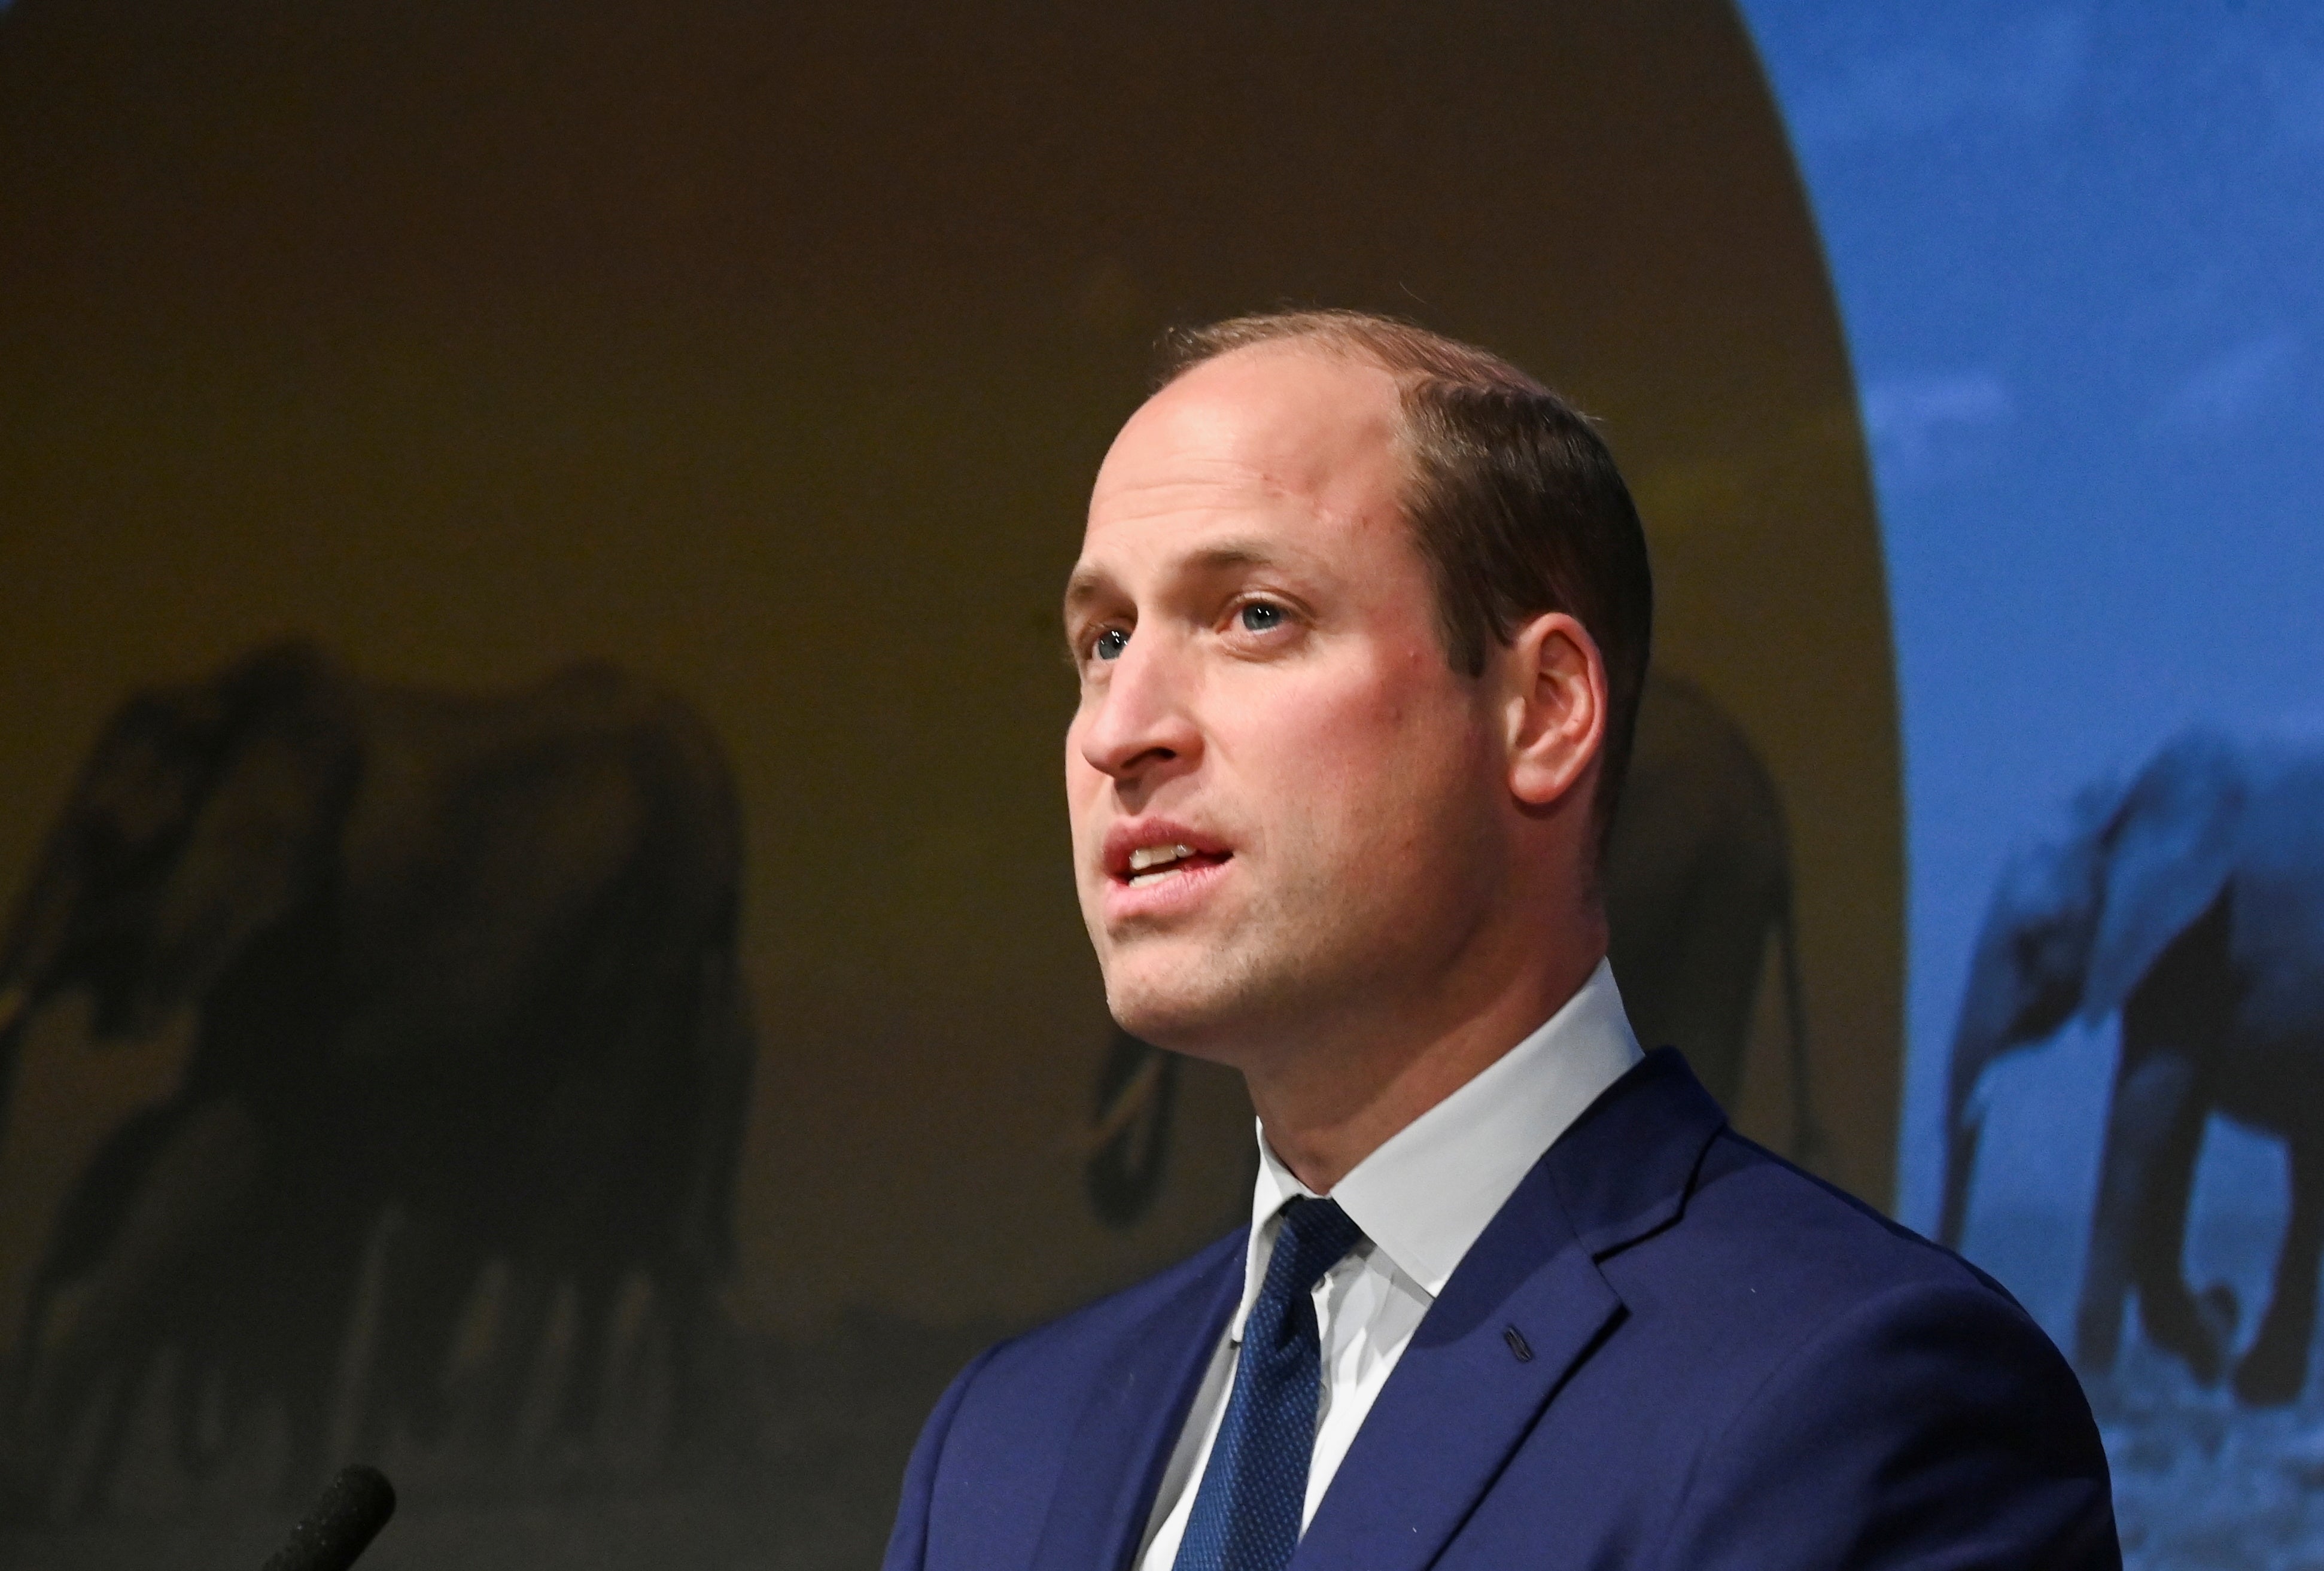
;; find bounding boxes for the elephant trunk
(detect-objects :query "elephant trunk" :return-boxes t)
[1084,1033,1179,1228]
[0,981,28,1156]
[1935,1083,1984,1250]
[1936,927,2025,1250]
[0,885,59,1153]
[0,836,78,1149]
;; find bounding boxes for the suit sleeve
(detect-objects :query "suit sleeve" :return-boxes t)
[881,1343,1003,1571]
[1648,1280,2121,1571]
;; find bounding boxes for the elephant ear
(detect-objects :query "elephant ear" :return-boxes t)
[147,641,361,1006]
[2080,727,2245,1025]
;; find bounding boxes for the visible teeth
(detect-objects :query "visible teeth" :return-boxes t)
[1127,842,1196,872]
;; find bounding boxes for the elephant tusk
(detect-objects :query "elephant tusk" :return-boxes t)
[1072,1052,1165,1155]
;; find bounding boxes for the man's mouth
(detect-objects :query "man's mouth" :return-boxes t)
[1121,842,1231,887]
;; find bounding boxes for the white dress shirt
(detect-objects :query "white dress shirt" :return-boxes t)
[1134,960,1645,1570]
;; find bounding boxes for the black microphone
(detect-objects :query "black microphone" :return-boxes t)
[261,1465,397,1571]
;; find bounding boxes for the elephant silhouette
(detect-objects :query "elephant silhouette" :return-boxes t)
[1938,724,2324,1406]
[1084,668,1815,1225]
[1604,671,1813,1139]
[0,639,756,1515]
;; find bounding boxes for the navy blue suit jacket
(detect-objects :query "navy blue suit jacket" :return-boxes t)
[883,1048,2119,1570]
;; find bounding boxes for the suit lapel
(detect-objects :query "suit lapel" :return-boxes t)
[1029,1232,1246,1571]
[1292,1048,1724,1571]
[1288,1159,1617,1571]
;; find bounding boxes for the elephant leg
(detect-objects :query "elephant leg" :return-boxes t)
[2,1097,261,1511]
[163,1237,243,1485]
[2234,1130,2324,1406]
[51,1345,156,1520]
[2128,1071,2220,1382]
[469,1261,555,1455]
[2077,1049,2212,1379]
[257,1222,372,1503]
[668,1252,755,1464]
[354,1214,479,1454]
[171,1339,231,1483]
[554,1267,631,1445]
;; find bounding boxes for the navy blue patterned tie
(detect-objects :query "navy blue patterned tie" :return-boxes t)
[1173,1196,1366,1571]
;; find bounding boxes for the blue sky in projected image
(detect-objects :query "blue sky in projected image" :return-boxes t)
[1742,2,2324,1271]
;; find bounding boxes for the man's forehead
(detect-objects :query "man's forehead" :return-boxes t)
[1093,345,1406,509]
[1077,346,1406,578]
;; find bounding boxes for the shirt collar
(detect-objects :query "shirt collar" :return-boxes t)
[1232,958,1644,1337]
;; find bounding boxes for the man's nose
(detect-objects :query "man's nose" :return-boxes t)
[1078,634,1201,783]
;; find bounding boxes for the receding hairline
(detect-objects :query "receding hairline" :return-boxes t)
[1133,339,1410,546]
[1155,308,1556,410]
[1130,333,1413,466]
[1148,313,1566,524]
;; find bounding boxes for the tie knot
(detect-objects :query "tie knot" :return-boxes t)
[1268,1197,1364,1296]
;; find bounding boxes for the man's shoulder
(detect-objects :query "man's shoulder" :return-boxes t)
[884,1226,1247,1571]
[953,1224,1245,1405]
[1506,1118,2110,1545]
[1601,1120,2064,1398]
[1672,1126,2023,1311]
[1603,1130,2115,1566]
[1541,1046,2029,1342]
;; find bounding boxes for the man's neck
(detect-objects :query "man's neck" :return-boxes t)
[1244,936,1606,1194]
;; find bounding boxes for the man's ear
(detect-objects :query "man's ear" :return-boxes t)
[1502,611,1607,808]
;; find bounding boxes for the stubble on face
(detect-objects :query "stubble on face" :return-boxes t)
[1064,346,1510,1072]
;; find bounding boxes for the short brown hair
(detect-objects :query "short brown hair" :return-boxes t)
[1157,309,1654,842]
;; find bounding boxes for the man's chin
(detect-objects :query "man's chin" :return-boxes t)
[1102,949,1286,1063]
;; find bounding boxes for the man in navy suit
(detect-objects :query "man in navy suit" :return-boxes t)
[883,312,2118,1570]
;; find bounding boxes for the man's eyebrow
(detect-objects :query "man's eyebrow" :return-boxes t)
[1062,566,1114,613]
[1063,540,1294,615]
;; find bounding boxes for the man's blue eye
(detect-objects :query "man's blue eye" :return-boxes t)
[1093,628,1130,662]
[1239,602,1284,633]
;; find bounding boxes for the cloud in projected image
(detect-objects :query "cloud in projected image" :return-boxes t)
[1858,372,2012,480]
[2155,334,2302,433]
[1777,11,2085,151]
